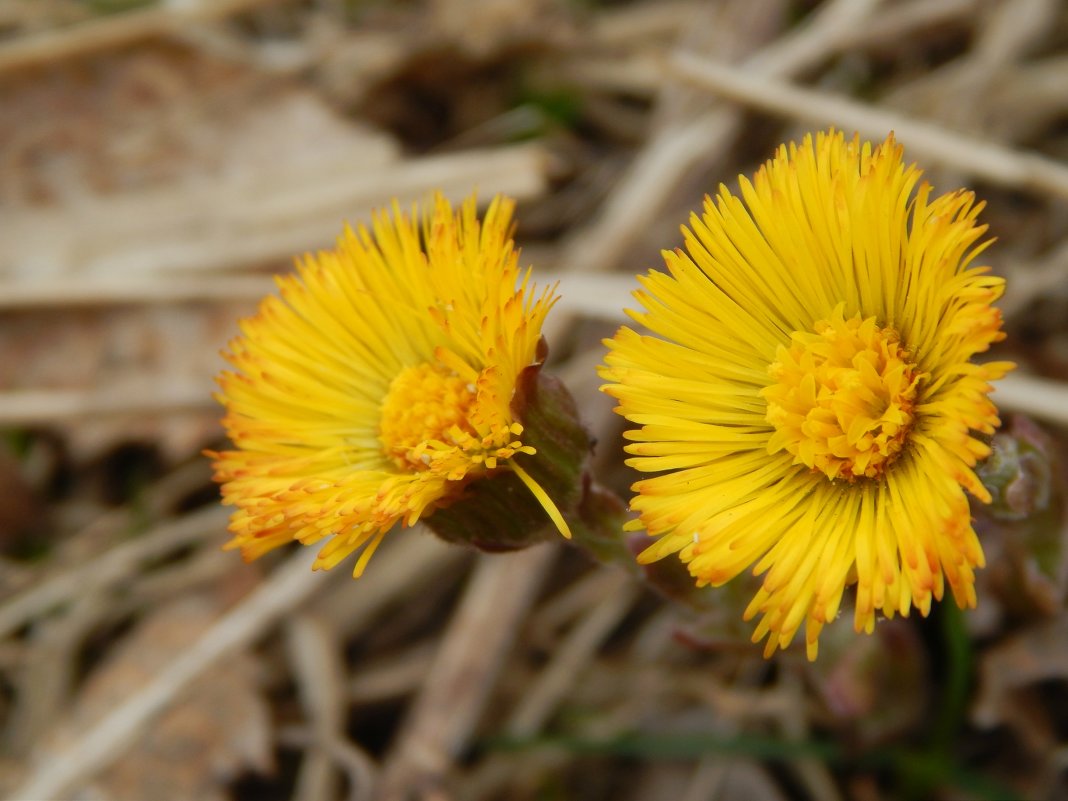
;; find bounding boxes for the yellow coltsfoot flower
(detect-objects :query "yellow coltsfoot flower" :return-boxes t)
[211,193,575,576]
[600,130,1014,660]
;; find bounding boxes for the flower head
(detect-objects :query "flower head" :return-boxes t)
[600,130,1014,659]
[211,193,566,576]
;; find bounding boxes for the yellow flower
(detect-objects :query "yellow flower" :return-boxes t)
[600,130,1014,660]
[211,193,567,576]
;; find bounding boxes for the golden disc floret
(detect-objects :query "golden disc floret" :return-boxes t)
[763,305,923,482]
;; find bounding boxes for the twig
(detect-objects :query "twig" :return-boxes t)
[878,0,1057,141]
[119,545,234,610]
[999,56,1068,111]
[741,0,881,77]
[0,271,626,315]
[462,572,639,799]
[506,571,638,736]
[376,546,559,800]
[992,374,1068,427]
[279,726,378,801]
[1,143,549,279]
[0,0,285,75]
[348,642,437,704]
[969,0,1056,69]
[525,565,630,646]
[0,457,212,600]
[0,505,229,640]
[2,525,459,797]
[551,273,638,322]
[667,52,1068,200]
[0,275,271,310]
[831,0,979,51]
[0,384,215,425]
[548,52,664,98]
[567,0,981,101]
[6,545,334,801]
[590,0,704,47]
[286,614,351,801]
[2,590,110,757]
[306,533,468,640]
[998,240,1068,319]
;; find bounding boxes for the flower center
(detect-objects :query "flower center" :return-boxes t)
[379,362,478,470]
[762,311,922,482]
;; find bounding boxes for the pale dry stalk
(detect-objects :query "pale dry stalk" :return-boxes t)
[667,53,1068,200]
[376,546,559,801]
[0,0,285,74]
[6,546,333,801]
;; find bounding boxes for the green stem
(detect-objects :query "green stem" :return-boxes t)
[933,601,973,751]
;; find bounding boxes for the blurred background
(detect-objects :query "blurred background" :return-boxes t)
[1,0,1067,799]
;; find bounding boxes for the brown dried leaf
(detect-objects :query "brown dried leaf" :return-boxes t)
[0,43,398,457]
[0,448,45,555]
[973,615,1068,732]
[429,0,574,57]
[0,45,399,282]
[0,303,250,462]
[0,44,398,211]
